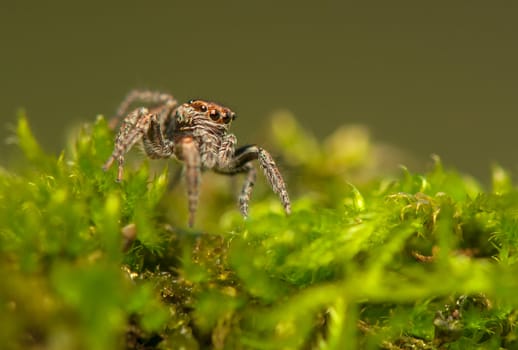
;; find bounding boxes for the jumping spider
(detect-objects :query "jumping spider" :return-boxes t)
[103,90,291,226]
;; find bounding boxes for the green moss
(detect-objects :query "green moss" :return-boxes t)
[2,112,518,349]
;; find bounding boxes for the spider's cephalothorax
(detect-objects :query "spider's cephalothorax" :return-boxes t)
[103,90,291,226]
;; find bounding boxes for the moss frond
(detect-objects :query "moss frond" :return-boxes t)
[2,114,518,349]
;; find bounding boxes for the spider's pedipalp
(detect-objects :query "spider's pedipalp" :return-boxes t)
[217,134,237,168]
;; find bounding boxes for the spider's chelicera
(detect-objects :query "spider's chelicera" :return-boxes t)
[103,90,291,226]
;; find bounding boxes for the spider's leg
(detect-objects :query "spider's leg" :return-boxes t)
[230,163,257,218]
[142,114,175,159]
[109,90,177,129]
[239,164,258,218]
[217,145,291,216]
[179,137,201,227]
[214,163,256,218]
[103,108,152,181]
[255,147,291,215]
[213,135,257,217]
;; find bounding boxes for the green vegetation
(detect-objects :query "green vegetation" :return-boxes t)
[2,112,518,349]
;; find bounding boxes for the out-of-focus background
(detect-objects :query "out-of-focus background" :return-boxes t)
[1,1,516,183]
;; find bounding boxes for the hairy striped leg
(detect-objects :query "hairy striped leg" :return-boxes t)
[239,164,257,217]
[104,110,175,181]
[142,115,175,159]
[178,137,201,227]
[214,135,257,217]
[256,147,291,214]
[236,145,291,215]
[103,108,153,181]
[109,90,177,129]
[215,162,257,218]
[216,144,291,217]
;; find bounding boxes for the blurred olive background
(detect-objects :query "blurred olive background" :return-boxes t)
[1,1,517,183]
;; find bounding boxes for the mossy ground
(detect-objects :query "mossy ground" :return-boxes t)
[2,112,518,349]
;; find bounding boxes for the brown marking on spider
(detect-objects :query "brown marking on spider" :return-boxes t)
[103,90,291,227]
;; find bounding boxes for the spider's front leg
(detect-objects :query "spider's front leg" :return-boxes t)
[214,135,255,217]
[178,137,201,227]
[217,143,291,217]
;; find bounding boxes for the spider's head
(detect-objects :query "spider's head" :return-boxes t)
[176,99,237,129]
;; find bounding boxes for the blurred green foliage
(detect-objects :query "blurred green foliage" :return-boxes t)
[2,112,518,349]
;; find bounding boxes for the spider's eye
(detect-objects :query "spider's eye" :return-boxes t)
[188,99,207,112]
[221,113,231,124]
[209,109,220,121]
[231,113,237,121]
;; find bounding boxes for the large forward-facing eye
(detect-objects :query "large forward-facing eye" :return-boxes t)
[209,109,220,121]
